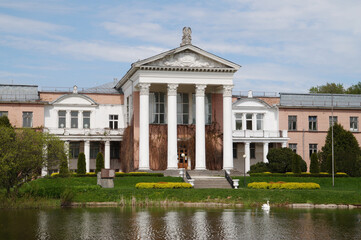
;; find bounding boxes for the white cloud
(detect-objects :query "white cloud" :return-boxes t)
[0,14,70,35]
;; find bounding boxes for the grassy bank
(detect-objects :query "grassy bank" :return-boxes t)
[1,176,361,208]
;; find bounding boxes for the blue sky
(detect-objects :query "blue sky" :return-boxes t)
[1,0,361,93]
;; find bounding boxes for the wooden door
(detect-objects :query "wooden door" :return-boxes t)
[177,146,188,169]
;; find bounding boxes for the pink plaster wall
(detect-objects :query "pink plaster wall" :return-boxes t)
[40,92,124,105]
[279,107,361,168]
[0,103,44,128]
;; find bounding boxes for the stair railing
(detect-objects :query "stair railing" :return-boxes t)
[184,170,194,187]
[225,170,239,189]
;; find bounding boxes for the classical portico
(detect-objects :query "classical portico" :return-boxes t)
[116,27,240,171]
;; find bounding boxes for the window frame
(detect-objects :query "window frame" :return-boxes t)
[83,111,90,128]
[90,142,100,159]
[350,116,358,132]
[177,93,189,125]
[250,143,256,159]
[70,111,78,128]
[288,115,297,131]
[58,110,66,128]
[235,113,243,130]
[22,111,33,128]
[309,144,318,157]
[69,142,80,159]
[308,116,317,131]
[329,116,338,127]
[256,114,264,130]
[289,143,297,153]
[150,92,166,124]
[109,115,119,129]
[0,111,8,117]
[246,113,253,130]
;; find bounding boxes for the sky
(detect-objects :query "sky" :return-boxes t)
[1,0,361,94]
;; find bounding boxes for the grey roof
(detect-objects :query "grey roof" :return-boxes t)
[0,84,40,102]
[82,82,122,94]
[280,93,361,108]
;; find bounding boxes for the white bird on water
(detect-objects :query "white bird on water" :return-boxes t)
[262,201,270,211]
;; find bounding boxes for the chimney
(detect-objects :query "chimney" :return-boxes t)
[73,85,78,94]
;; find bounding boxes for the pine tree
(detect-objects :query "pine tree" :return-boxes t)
[309,152,320,174]
[59,152,69,177]
[95,152,104,173]
[292,153,301,173]
[77,152,86,174]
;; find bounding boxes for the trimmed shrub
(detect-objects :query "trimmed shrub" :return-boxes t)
[292,154,301,174]
[59,152,69,177]
[267,148,294,173]
[248,182,320,189]
[95,152,104,174]
[77,153,86,175]
[249,162,270,173]
[249,172,348,177]
[135,182,192,189]
[310,152,320,174]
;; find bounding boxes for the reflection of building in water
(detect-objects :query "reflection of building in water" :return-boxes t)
[165,211,181,238]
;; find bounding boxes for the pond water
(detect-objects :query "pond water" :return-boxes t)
[0,207,360,240]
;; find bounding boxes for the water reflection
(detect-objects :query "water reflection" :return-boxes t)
[0,207,360,240]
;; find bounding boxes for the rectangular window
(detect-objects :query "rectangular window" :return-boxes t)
[233,143,237,158]
[246,114,253,130]
[0,111,8,117]
[205,93,212,124]
[309,144,317,157]
[58,111,66,128]
[69,142,80,158]
[22,112,33,127]
[288,116,297,131]
[150,92,166,124]
[250,143,256,159]
[109,115,118,129]
[110,141,120,159]
[309,116,317,131]
[256,114,264,130]
[83,111,90,128]
[71,111,78,128]
[350,117,358,131]
[177,93,189,124]
[235,113,243,130]
[329,116,338,127]
[289,143,297,153]
[90,142,100,159]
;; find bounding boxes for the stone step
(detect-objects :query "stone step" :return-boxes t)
[193,178,232,189]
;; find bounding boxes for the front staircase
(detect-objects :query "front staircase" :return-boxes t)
[192,176,232,189]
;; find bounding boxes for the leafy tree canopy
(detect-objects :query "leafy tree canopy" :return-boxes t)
[309,82,361,94]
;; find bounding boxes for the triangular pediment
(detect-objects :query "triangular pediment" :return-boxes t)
[144,49,229,68]
[233,98,271,109]
[51,94,98,105]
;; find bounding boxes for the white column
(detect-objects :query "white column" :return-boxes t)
[195,84,207,170]
[138,83,151,170]
[223,85,233,170]
[242,113,246,130]
[252,113,257,130]
[244,142,250,173]
[104,140,110,169]
[263,142,269,163]
[282,142,287,148]
[167,83,178,170]
[84,140,90,173]
[79,111,83,129]
[66,110,71,128]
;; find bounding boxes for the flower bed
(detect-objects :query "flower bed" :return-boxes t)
[135,182,192,189]
[249,172,348,177]
[248,181,320,189]
[50,172,164,178]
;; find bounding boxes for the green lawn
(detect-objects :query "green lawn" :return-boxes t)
[2,176,361,207]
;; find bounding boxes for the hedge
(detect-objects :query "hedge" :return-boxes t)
[135,182,192,189]
[248,182,320,189]
[249,172,348,177]
[50,172,164,178]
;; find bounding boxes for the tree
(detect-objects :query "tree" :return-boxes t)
[320,123,361,176]
[59,152,69,177]
[267,148,295,173]
[77,153,86,174]
[0,116,12,128]
[310,152,320,174]
[0,126,64,195]
[95,152,104,173]
[309,83,345,94]
[292,154,301,173]
[347,82,361,94]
